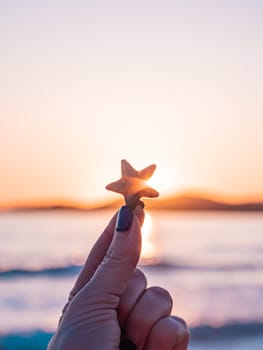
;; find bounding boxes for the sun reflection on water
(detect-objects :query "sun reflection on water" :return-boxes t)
[141,211,157,262]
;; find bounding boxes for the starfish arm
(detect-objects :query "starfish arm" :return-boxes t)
[106,160,159,206]
[121,159,139,178]
[140,187,159,198]
[105,180,125,194]
[139,164,157,180]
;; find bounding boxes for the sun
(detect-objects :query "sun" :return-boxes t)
[147,166,175,196]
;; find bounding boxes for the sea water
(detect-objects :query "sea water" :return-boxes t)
[0,210,263,349]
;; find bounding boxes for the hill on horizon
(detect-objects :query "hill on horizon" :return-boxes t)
[144,194,263,211]
[3,193,263,212]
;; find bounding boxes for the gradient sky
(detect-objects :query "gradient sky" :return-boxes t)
[1,0,263,206]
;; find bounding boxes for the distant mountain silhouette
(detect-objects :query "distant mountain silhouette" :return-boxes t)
[144,194,263,211]
[2,194,263,212]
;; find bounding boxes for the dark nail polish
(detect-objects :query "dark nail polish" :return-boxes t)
[116,206,133,231]
[119,338,137,350]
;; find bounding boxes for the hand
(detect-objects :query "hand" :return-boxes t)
[48,205,190,350]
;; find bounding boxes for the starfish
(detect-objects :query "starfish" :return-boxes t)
[106,159,159,207]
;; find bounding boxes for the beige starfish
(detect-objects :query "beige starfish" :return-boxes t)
[106,159,159,207]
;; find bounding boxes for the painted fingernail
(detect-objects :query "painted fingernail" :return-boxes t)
[116,206,133,232]
[119,338,137,350]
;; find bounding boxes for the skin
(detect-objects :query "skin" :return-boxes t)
[48,205,190,350]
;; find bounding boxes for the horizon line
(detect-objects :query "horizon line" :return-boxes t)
[1,190,263,211]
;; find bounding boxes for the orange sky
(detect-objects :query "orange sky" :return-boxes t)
[1,1,263,207]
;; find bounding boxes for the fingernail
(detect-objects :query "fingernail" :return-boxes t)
[116,206,133,232]
[119,338,137,350]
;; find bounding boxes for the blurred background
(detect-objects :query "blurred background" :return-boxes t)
[1,1,263,349]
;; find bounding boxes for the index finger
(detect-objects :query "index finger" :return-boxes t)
[69,211,118,300]
[69,205,145,300]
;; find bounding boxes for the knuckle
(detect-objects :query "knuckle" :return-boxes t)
[147,286,173,308]
[172,315,189,330]
[170,316,191,342]
[156,321,175,343]
[102,252,136,279]
[105,242,138,267]
[132,268,147,287]
[104,250,122,264]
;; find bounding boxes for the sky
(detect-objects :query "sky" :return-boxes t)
[1,0,263,206]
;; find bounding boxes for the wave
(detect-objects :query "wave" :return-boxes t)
[0,330,53,350]
[1,260,263,279]
[190,322,263,342]
[0,265,82,278]
[0,323,262,349]
[141,260,263,272]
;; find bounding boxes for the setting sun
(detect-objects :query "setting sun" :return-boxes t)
[147,167,175,197]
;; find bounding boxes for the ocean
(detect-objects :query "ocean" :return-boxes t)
[0,209,263,349]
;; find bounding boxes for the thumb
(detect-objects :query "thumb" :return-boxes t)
[81,205,144,301]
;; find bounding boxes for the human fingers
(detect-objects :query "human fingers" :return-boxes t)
[69,205,144,299]
[144,316,190,350]
[118,268,147,329]
[76,205,145,305]
[123,286,173,350]
[60,205,144,323]
[68,211,118,300]
[58,211,118,324]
